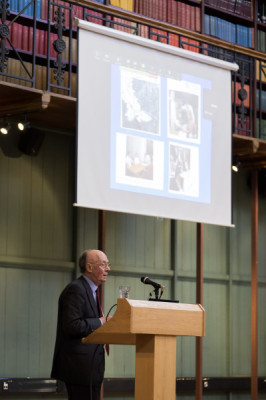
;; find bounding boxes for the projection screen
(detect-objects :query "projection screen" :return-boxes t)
[75,19,238,226]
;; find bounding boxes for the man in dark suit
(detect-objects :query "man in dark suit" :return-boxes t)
[51,249,111,400]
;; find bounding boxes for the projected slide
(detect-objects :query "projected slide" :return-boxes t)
[76,20,238,226]
[110,65,208,202]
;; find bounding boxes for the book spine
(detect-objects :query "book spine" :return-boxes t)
[41,0,48,20]
[171,0,177,25]
[12,23,23,50]
[184,4,190,29]
[63,2,70,28]
[195,6,201,32]
[9,0,16,12]
[72,4,83,19]
[36,28,45,55]
[209,15,216,36]
[142,0,147,16]
[110,0,120,6]
[204,14,210,35]
[231,21,236,43]
[167,0,172,24]
[154,0,159,20]
[28,26,33,53]
[18,0,23,14]
[133,0,138,13]
[180,2,186,28]
[190,4,195,31]
[36,0,41,18]
[22,25,29,51]
[71,71,77,97]
[161,0,167,22]
[10,22,18,48]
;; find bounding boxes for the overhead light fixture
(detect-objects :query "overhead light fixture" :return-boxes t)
[17,115,30,131]
[232,159,241,172]
[0,122,11,135]
[18,121,30,131]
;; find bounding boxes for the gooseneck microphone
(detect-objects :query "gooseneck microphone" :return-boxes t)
[140,276,163,289]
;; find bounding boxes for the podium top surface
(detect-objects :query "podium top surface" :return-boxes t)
[82,299,205,345]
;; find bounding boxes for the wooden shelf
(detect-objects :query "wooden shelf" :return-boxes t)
[233,133,266,169]
[0,81,76,133]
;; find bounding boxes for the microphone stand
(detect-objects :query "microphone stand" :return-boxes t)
[148,286,179,303]
[148,287,162,301]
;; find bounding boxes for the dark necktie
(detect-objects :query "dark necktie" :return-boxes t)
[96,288,103,317]
[96,288,109,355]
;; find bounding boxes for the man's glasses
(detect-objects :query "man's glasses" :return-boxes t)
[89,262,111,269]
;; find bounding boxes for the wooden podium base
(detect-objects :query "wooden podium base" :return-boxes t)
[135,335,177,400]
[82,299,205,399]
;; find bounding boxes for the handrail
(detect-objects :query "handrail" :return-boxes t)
[72,0,266,61]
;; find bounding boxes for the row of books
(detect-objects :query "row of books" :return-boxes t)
[168,1,201,32]
[110,0,133,10]
[133,0,252,21]
[9,0,41,17]
[8,22,78,64]
[205,0,252,18]
[8,0,104,20]
[258,30,266,53]
[256,89,266,112]
[0,58,77,95]
[204,14,253,47]
[133,0,201,32]
[255,60,266,86]
[256,118,266,139]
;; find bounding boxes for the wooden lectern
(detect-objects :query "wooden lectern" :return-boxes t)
[82,299,205,400]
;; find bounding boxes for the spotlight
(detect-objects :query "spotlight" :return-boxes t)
[0,123,11,135]
[18,121,30,131]
[232,160,241,172]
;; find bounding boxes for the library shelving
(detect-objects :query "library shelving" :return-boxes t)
[0,0,266,167]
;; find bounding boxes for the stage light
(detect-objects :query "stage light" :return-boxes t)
[18,121,30,131]
[18,115,30,131]
[232,160,241,172]
[0,123,11,135]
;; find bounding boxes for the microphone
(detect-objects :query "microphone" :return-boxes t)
[140,276,164,289]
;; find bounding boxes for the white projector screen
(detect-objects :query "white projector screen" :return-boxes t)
[75,19,238,226]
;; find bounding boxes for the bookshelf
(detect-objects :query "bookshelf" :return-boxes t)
[0,0,266,166]
[131,0,265,142]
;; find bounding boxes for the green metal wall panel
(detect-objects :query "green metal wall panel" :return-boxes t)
[0,267,72,378]
[0,132,74,262]
[106,212,171,272]
[231,172,252,279]
[231,282,251,375]
[258,285,266,376]
[177,221,197,277]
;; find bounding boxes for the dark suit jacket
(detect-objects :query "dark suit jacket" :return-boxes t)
[51,275,105,385]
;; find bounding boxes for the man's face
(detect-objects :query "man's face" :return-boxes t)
[85,250,110,286]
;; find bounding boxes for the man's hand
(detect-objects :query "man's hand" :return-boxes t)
[100,315,112,324]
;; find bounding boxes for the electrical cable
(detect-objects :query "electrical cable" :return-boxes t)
[106,303,117,320]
